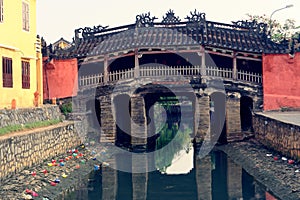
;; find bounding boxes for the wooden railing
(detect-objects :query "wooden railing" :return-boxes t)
[79,65,262,87]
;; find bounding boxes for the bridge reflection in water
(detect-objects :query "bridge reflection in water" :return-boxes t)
[65,149,279,200]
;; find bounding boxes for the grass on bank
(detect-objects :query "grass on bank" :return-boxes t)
[0,119,62,136]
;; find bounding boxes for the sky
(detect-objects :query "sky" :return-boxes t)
[36,0,300,43]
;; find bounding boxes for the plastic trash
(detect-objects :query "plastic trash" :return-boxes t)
[282,157,288,161]
[60,162,65,167]
[54,178,60,183]
[288,159,294,164]
[266,153,272,157]
[62,173,68,178]
[273,156,279,161]
[42,169,48,174]
[50,182,57,186]
[32,191,39,197]
[94,165,100,171]
[32,171,36,176]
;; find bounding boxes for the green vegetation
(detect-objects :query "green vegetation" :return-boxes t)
[0,118,62,136]
[60,102,73,115]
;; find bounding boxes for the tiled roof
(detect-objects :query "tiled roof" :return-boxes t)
[44,10,291,59]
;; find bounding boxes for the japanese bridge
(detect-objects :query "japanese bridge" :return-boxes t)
[45,10,289,150]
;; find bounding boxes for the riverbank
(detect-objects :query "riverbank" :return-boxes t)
[0,145,101,200]
[217,139,300,200]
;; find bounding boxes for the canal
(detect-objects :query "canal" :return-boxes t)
[65,148,280,200]
[65,95,281,200]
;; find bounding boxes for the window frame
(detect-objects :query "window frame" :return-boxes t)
[22,1,29,31]
[21,60,30,89]
[0,0,3,23]
[2,57,13,88]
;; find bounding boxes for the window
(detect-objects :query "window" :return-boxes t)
[22,60,30,89]
[22,2,29,31]
[2,57,13,88]
[0,0,3,23]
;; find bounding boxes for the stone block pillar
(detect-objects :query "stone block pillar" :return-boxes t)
[99,95,116,143]
[132,154,148,200]
[102,158,117,200]
[226,97,241,139]
[196,155,212,200]
[227,159,242,199]
[195,95,210,143]
[131,95,147,151]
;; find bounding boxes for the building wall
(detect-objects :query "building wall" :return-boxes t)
[0,0,43,108]
[263,52,300,110]
[43,58,78,100]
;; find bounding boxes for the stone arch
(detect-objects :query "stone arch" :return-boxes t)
[240,96,254,132]
[210,92,227,144]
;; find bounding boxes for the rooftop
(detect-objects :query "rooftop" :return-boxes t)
[42,9,299,59]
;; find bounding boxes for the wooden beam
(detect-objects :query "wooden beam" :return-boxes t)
[134,48,140,78]
[201,45,206,76]
[233,52,237,80]
[104,55,108,83]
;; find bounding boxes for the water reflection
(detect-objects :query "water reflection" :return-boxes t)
[65,150,280,200]
[155,123,193,174]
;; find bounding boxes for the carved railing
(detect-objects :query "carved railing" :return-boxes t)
[79,65,262,87]
[36,36,41,53]
[237,70,262,83]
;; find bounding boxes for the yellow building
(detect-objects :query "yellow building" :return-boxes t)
[0,0,43,109]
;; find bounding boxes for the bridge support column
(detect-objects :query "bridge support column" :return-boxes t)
[196,155,212,200]
[131,95,147,151]
[226,96,241,140]
[99,95,116,143]
[102,158,117,199]
[132,154,148,200]
[227,158,242,199]
[195,95,210,143]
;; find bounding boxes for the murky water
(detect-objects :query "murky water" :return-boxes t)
[65,148,280,200]
[65,99,282,200]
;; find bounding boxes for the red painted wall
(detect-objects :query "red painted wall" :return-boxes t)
[43,58,78,100]
[263,52,300,111]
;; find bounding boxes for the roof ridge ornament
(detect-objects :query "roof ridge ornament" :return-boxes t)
[185,9,206,23]
[136,12,158,27]
[162,9,181,24]
[75,25,109,39]
[232,20,268,35]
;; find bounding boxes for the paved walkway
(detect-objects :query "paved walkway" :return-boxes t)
[256,111,300,126]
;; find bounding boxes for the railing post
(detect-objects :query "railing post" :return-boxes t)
[104,55,109,83]
[134,48,140,78]
[232,52,237,80]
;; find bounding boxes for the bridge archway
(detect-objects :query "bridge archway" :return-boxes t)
[240,96,253,132]
[210,92,227,144]
[113,94,132,148]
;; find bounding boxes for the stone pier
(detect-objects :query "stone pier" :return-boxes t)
[99,95,116,143]
[195,95,210,143]
[196,155,212,200]
[226,96,241,139]
[131,95,147,151]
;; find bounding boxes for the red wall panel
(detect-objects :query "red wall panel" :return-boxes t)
[263,52,300,110]
[43,58,78,100]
